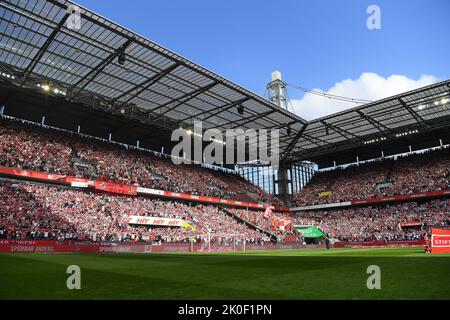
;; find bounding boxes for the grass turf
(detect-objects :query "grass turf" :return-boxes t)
[0,247,449,300]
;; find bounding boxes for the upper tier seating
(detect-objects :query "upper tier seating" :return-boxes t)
[0,117,280,205]
[294,148,450,206]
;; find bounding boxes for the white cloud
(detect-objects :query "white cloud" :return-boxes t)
[289,73,438,120]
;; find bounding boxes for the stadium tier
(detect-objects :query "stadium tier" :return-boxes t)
[0,117,280,205]
[1,178,449,244]
[0,181,274,244]
[0,0,449,254]
[293,147,450,206]
[1,115,450,244]
[295,199,450,242]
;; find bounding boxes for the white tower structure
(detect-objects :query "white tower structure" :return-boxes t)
[267,71,288,109]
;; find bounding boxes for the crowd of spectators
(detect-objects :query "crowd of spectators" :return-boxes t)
[0,181,271,244]
[226,208,302,243]
[294,148,450,206]
[1,179,448,244]
[294,199,450,242]
[0,117,280,204]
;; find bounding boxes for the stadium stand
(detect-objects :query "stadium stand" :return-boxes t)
[1,115,449,245]
[294,199,450,242]
[294,147,450,206]
[0,181,273,244]
[2,177,449,244]
[226,208,301,243]
[0,0,449,252]
[0,117,280,205]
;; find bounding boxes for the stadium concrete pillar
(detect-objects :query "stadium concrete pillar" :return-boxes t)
[277,164,291,205]
[0,106,4,115]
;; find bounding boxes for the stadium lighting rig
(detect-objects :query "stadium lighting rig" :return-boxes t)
[185,127,226,145]
[364,128,421,145]
[364,95,449,146]
[186,128,201,138]
[363,137,387,145]
[395,129,419,138]
[0,72,15,80]
[36,83,67,96]
[417,96,449,110]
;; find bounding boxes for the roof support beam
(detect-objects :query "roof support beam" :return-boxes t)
[321,120,361,144]
[301,133,333,147]
[176,97,250,124]
[232,110,276,129]
[111,62,180,110]
[146,81,219,120]
[280,124,308,162]
[69,38,134,100]
[398,98,428,128]
[221,110,276,129]
[356,110,392,134]
[290,136,329,156]
[21,12,70,86]
[45,0,307,125]
[264,120,299,131]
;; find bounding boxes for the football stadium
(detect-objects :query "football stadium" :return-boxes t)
[0,0,450,304]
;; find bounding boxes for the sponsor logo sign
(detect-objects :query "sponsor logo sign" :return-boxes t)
[431,228,450,253]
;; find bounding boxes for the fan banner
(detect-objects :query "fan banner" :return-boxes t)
[94,180,138,195]
[126,215,184,227]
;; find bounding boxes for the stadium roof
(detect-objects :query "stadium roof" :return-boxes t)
[295,80,450,165]
[0,0,306,161]
[0,0,449,167]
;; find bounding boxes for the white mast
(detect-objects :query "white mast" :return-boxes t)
[267,71,288,109]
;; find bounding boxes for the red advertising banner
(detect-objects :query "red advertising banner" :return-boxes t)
[0,166,66,182]
[431,228,450,254]
[94,180,138,196]
[294,190,450,212]
[334,240,423,248]
[0,166,289,212]
[0,239,428,254]
[352,190,450,206]
[0,239,308,253]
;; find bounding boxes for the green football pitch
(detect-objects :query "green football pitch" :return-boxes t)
[1,247,449,300]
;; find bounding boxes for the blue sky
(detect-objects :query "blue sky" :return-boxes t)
[75,0,450,119]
